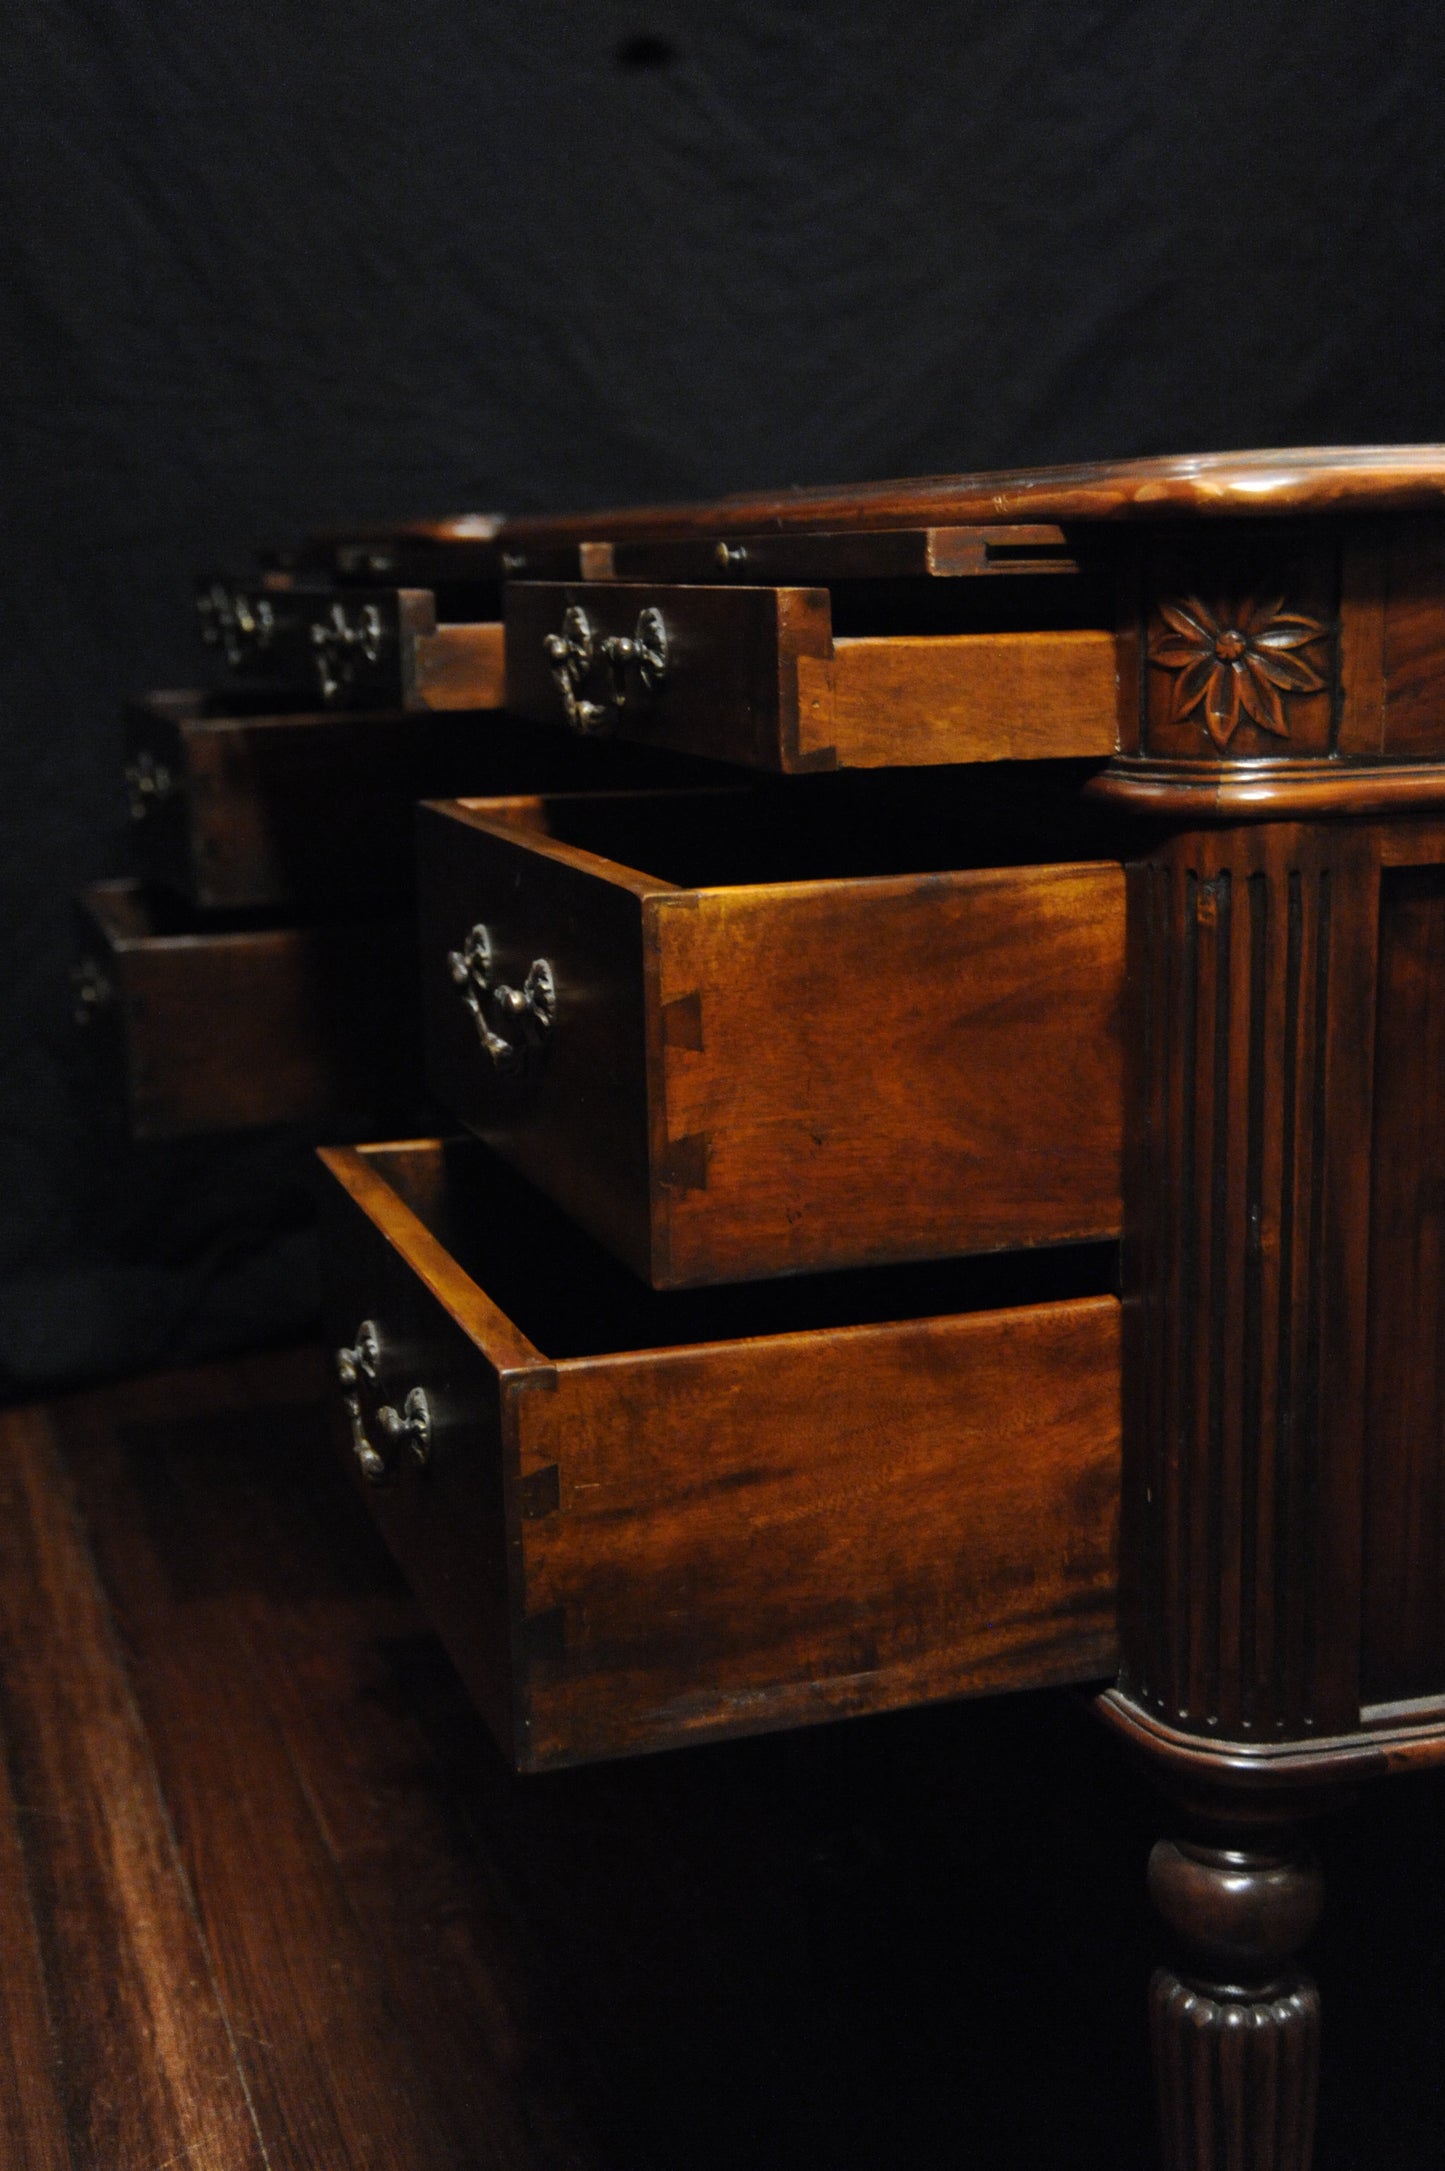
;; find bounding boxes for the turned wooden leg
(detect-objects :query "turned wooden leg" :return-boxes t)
[1147,1830,1322,2170]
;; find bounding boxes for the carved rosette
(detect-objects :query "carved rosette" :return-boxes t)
[1148,598,1328,751]
[1119,533,1341,767]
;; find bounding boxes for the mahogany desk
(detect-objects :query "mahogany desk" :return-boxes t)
[116,449,1445,2168]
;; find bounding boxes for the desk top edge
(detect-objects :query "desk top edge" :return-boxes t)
[472,447,1445,548]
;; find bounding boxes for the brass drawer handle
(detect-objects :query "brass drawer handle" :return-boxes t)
[377,1387,432,1469]
[124,750,175,822]
[70,957,115,1028]
[197,579,275,668]
[447,923,557,1072]
[311,598,387,704]
[335,1319,386,1480]
[544,603,668,735]
[346,1396,388,1484]
[334,1319,380,1387]
[334,1324,430,1484]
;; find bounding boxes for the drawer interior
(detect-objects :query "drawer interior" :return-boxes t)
[458,767,1135,891]
[365,1138,1119,1358]
[822,570,1115,637]
[81,879,306,943]
[326,1135,1123,1765]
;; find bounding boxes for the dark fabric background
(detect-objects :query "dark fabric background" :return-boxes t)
[4,1,1445,1388]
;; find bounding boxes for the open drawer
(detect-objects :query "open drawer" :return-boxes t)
[318,1138,1121,1771]
[125,689,489,910]
[124,689,700,911]
[504,579,1120,770]
[74,880,416,1137]
[418,785,1127,1287]
[196,580,506,713]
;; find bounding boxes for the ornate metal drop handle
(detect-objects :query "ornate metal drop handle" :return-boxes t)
[333,1324,430,1483]
[376,1387,432,1469]
[70,957,115,1028]
[543,603,668,735]
[197,580,275,669]
[312,600,386,704]
[335,1319,387,1482]
[447,924,557,1073]
[335,1319,380,1388]
[344,1395,388,1484]
[124,750,175,822]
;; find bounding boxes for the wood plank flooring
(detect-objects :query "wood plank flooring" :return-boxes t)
[0,1346,1440,2168]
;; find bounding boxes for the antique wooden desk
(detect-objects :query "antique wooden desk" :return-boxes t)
[114,449,1445,2167]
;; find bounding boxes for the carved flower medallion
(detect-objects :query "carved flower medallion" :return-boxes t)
[1148,596,1328,750]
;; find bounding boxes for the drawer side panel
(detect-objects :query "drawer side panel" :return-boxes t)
[653,863,1126,1284]
[518,1295,1121,1765]
[799,629,1120,765]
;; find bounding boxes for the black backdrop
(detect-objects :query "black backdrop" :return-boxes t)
[5,0,1445,1388]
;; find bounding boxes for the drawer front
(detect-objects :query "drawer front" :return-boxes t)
[75,882,415,1136]
[417,797,1126,1286]
[319,1156,525,1755]
[506,581,1119,770]
[319,1140,1122,1772]
[506,579,834,770]
[196,581,505,713]
[126,693,424,909]
[124,693,668,911]
[418,802,656,1274]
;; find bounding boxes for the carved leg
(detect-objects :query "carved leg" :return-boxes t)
[1147,1828,1322,2170]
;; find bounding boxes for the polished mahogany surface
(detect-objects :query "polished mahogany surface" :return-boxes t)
[497,446,1445,546]
[290,447,1445,570]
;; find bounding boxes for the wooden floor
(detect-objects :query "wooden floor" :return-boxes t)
[1,1348,1443,2169]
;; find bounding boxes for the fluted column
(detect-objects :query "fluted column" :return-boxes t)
[1104,816,1379,2169]
[1119,822,1377,1745]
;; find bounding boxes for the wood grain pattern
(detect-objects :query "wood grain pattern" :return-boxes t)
[0,1403,268,2170]
[0,1348,1193,2171]
[795,628,1118,765]
[497,446,1445,549]
[0,1344,627,2171]
[61,1394,489,2171]
[316,1138,1122,1771]
[507,580,1117,770]
[412,620,507,709]
[0,1630,77,2171]
[420,793,1126,1286]
[517,1295,1122,1766]
[1088,756,1445,820]
[650,860,1125,1284]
